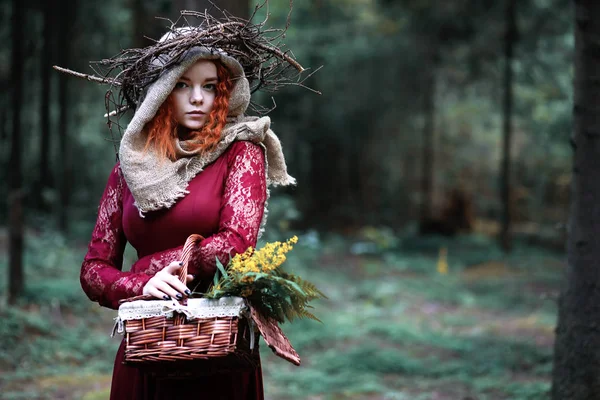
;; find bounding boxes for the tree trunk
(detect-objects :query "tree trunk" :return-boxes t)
[0,98,7,152]
[303,0,333,228]
[500,0,517,252]
[131,0,166,46]
[552,1,600,398]
[419,49,436,228]
[132,0,147,47]
[37,0,55,211]
[8,0,25,304]
[57,0,76,233]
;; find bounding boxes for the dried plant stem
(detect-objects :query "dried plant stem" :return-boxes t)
[253,42,304,72]
[52,65,119,85]
[103,104,130,118]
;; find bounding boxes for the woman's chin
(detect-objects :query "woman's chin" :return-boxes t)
[181,123,205,132]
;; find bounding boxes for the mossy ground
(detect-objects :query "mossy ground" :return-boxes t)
[0,230,561,399]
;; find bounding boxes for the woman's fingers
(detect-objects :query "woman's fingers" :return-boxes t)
[164,260,183,273]
[145,284,179,301]
[142,260,194,300]
[186,274,195,283]
[152,279,182,299]
[164,273,190,296]
[143,285,169,300]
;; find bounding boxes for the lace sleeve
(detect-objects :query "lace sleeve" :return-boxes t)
[80,164,152,310]
[188,141,268,278]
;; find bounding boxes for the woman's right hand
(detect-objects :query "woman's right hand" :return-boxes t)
[142,261,195,300]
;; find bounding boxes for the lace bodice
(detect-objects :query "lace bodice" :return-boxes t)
[81,141,267,309]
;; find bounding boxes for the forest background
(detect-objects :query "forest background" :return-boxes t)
[1,0,580,399]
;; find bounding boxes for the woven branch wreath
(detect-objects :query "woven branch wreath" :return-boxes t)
[54,2,318,119]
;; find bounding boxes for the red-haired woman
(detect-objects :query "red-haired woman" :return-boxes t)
[80,30,296,400]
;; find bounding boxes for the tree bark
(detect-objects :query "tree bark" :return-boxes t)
[8,0,25,304]
[132,0,147,47]
[0,99,7,151]
[500,0,517,252]
[419,47,436,227]
[130,0,166,46]
[37,0,55,211]
[57,41,69,231]
[57,0,76,233]
[552,1,600,398]
[303,0,334,228]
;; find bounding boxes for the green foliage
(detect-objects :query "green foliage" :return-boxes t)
[205,238,326,324]
[3,228,561,399]
[261,232,558,399]
[261,194,302,242]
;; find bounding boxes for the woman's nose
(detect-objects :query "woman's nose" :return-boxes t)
[190,86,203,105]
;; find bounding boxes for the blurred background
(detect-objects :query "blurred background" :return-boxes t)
[1,0,571,399]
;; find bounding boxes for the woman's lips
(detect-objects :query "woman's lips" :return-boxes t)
[187,111,205,115]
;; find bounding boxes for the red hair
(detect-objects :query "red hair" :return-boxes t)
[143,61,234,160]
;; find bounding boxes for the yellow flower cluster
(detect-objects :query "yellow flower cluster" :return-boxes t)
[228,236,298,275]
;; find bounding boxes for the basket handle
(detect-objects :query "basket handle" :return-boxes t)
[177,233,205,284]
[118,234,204,304]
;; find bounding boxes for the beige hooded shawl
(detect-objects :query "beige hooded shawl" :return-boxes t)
[118,32,295,217]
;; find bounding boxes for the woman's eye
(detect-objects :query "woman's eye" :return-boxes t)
[204,83,216,91]
[174,82,188,89]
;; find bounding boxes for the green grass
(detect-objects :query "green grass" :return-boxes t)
[1,228,561,399]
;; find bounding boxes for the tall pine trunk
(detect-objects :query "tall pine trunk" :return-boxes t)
[57,0,75,233]
[552,1,600,397]
[37,0,54,211]
[131,0,165,46]
[500,0,517,252]
[419,46,436,227]
[304,0,333,228]
[8,0,25,304]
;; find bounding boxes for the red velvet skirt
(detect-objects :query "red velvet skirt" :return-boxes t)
[109,340,264,399]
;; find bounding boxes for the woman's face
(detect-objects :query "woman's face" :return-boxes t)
[171,60,218,131]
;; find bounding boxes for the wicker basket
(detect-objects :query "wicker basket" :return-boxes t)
[113,234,301,376]
[114,235,259,375]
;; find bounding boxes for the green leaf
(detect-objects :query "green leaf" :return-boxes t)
[213,268,220,287]
[281,278,306,296]
[249,272,270,281]
[215,256,228,278]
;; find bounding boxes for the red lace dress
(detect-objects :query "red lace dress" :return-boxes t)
[81,141,267,400]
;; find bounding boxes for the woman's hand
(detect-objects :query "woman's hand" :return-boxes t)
[142,261,195,300]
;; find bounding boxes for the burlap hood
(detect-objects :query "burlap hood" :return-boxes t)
[119,34,295,216]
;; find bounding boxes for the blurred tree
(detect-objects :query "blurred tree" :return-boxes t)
[552,0,600,397]
[0,100,5,145]
[500,0,517,252]
[36,0,56,211]
[8,0,24,304]
[173,0,248,19]
[385,0,494,233]
[57,0,78,233]
[132,0,170,46]
[420,43,438,226]
[304,0,330,224]
[132,0,152,46]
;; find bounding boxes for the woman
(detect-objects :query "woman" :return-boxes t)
[80,27,296,400]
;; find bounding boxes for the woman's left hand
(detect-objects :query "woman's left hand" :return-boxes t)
[142,261,195,300]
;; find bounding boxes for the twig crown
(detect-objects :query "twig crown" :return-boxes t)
[53,2,318,156]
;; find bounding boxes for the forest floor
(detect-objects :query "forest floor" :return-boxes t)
[0,230,561,400]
